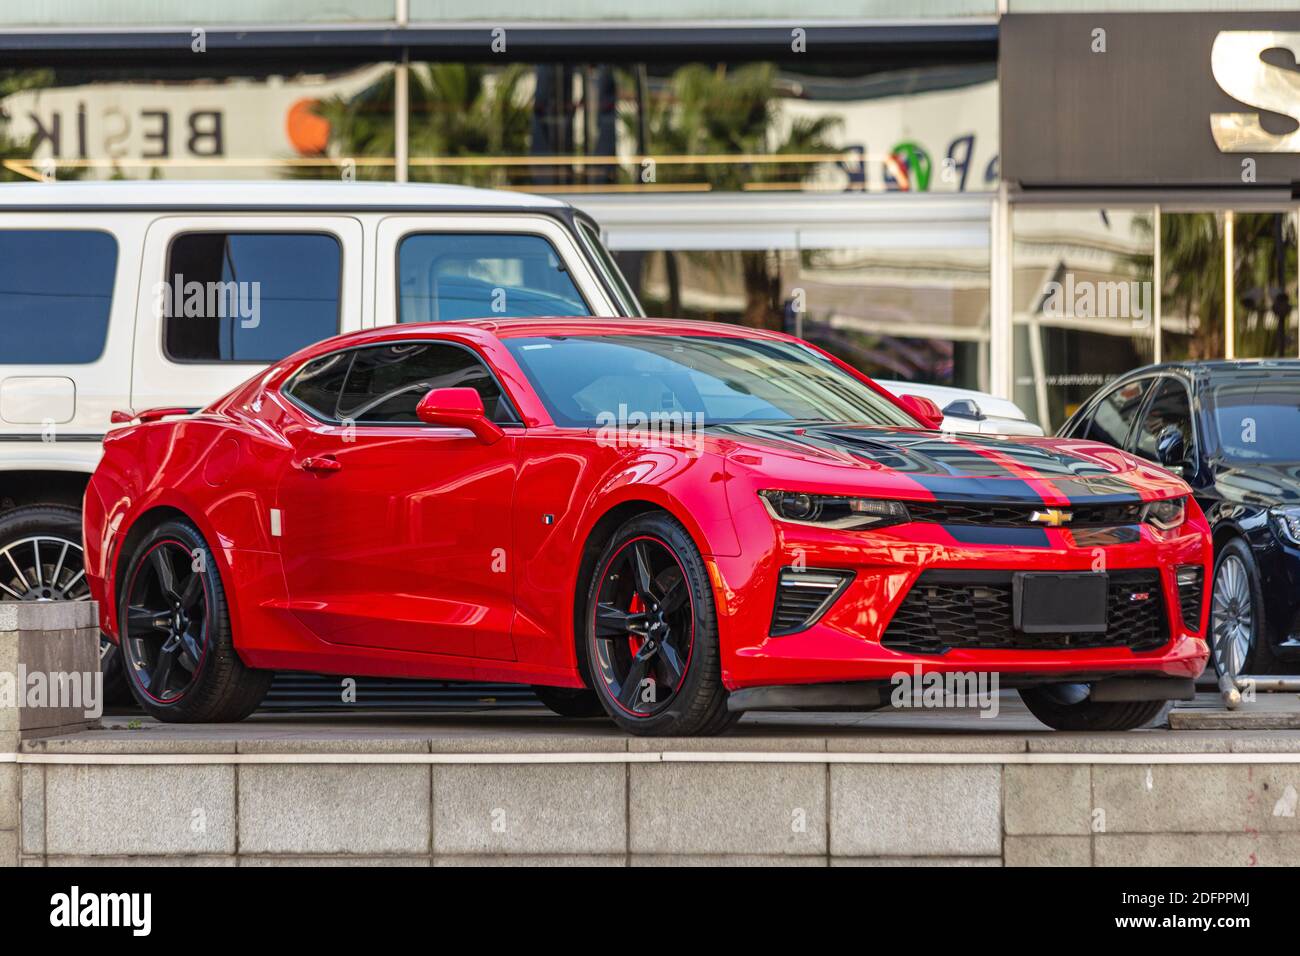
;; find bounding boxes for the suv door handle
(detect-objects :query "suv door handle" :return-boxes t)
[299,456,342,473]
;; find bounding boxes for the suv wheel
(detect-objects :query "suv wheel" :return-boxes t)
[0,504,131,704]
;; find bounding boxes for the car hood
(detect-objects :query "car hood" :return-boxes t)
[1213,460,1300,507]
[712,422,1186,503]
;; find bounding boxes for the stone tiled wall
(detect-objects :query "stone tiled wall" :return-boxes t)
[9,742,1300,866]
[1,600,101,868]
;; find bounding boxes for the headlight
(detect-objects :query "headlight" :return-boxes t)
[1141,496,1187,531]
[1271,506,1300,546]
[759,491,910,530]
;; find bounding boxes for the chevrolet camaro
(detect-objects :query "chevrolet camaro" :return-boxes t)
[84,319,1212,735]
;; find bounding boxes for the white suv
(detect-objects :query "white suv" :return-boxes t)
[0,180,640,697]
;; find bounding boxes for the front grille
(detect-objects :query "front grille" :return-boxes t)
[1176,565,1204,632]
[881,569,1169,654]
[904,500,1142,528]
[770,568,854,636]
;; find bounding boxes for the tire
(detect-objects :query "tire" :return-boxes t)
[582,512,735,736]
[118,518,271,722]
[1209,537,1277,682]
[1019,684,1169,731]
[0,504,132,705]
[531,685,608,718]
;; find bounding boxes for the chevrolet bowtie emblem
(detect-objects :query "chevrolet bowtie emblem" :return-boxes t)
[1029,508,1074,527]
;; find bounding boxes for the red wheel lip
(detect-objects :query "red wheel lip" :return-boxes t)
[590,534,697,719]
[121,537,213,705]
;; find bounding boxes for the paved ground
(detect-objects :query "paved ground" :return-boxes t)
[57,689,1300,752]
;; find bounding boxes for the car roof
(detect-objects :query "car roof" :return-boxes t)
[0,180,570,211]
[1119,358,1300,382]
[459,317,793,340]
[270,318,799,373]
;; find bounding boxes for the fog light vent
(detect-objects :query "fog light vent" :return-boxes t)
[770,568,853,636]
[1176,565,1204,632]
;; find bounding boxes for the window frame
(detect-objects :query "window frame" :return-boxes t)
[573,213,644,318]
[281,338,523,429]
[0,226,119,366]
[160,229,345,366]
[1072,374,1157,449]
[1130,373,1200,476]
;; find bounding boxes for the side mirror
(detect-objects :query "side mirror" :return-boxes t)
[942,398,984,422]
[1155,424,1187,475]
[415,387,503,444]
[898,394,944,430]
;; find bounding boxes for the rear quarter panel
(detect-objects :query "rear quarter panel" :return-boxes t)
[87,412,290,641]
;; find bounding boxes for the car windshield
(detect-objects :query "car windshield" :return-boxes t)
[1209,378,1300,463]
[503,334,918,428]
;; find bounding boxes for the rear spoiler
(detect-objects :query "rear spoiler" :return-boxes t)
[110,406,199,425]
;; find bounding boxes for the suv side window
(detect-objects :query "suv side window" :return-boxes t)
[397,233,589,323]
[0,229,118,364]
[1134,377,1195,464]
[336,342,515,425]
[163,232,341,363]
[1084,378,1154,448]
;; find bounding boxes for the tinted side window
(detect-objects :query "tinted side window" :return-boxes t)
[397,233,589,323]
[1134,378,1195,463]
[337,343,512,424]
[284,351,354,418]
[164,233,341,362]
[0,230,117,364]
[1085,378,1153,448]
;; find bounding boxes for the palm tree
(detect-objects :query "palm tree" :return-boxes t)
[1136,211,1297,361]
[295,64,531,186]
[629,63,841,328]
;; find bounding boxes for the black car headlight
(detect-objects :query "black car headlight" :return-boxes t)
[1271,506,1300,546]
[1141,496,1187,532]
[759,491,910,530]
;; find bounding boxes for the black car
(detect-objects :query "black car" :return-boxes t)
[1059,360,1300,681]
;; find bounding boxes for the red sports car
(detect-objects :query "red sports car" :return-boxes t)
[84,319,1211,735]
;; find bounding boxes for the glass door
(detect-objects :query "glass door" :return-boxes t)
[1159,209,1298,362]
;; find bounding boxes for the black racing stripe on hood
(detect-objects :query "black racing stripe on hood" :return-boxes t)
[898,474,1043,503]
[716,422,1148,505]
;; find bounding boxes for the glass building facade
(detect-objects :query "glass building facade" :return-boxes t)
[2,1,1293,433]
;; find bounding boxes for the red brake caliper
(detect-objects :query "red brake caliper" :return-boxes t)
[627,593,645,656]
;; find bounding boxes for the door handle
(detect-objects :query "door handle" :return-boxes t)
[299,456,342,473]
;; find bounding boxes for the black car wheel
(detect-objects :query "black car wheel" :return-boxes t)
[0,504,132,705]
[1020,684,1169,731]
[1209,537,1276,682]
[119,519,272,722]
[582,513,735,736]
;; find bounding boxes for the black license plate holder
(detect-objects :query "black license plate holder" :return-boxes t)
[1013,572,1108,634]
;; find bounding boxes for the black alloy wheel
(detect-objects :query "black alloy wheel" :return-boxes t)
[121,538,211,703]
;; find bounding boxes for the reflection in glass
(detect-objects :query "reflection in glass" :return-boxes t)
[1230,212,1297,359]
[0,64,396,181]
[1012,208,1156,433]
[614,237,990,390]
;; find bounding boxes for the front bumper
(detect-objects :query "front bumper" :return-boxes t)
[712,500,1213,690]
